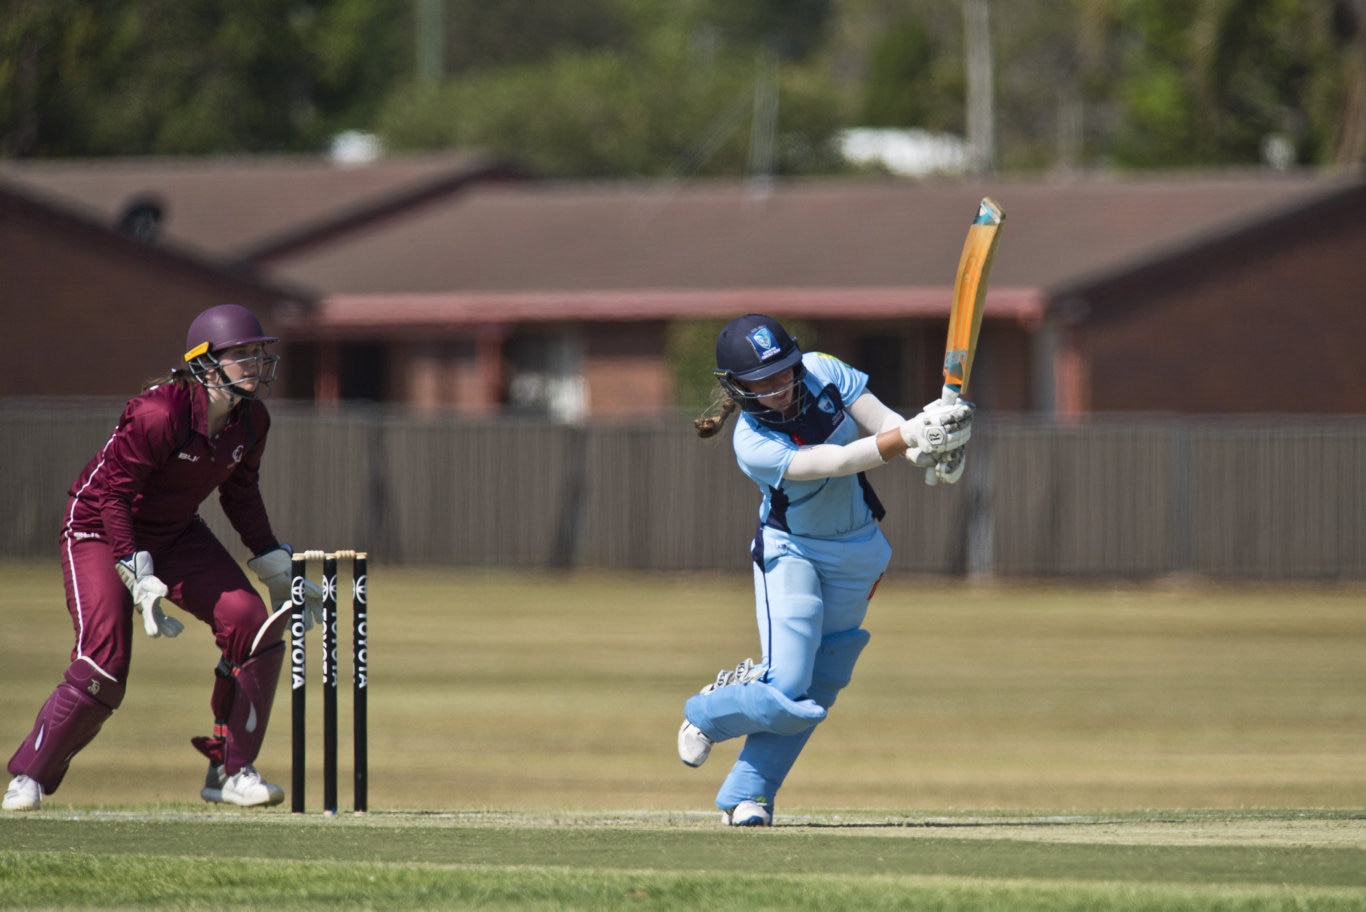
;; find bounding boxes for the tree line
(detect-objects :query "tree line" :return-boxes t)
[2,0,1362,175]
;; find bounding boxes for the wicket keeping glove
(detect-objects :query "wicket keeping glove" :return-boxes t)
[901,398,974,455]
[249,545,324,631]
[116,551,184,638]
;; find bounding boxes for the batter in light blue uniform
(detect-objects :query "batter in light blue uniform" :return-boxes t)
[678,314,974,827]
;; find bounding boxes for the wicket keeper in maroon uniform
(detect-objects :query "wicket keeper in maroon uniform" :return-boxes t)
[4,304,323,811]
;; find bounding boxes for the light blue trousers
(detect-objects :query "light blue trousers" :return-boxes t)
[686,521,891,811]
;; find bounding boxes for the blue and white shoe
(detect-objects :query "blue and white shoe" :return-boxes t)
[723,799,772,827]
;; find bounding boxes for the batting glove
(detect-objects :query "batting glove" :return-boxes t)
[902,445,936,468]
[901,398,974,455]
[926,446,967,486]
[116,551,183,638]
[248,545,324,631]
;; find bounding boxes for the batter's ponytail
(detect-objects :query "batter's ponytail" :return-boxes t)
[694,391,739,438]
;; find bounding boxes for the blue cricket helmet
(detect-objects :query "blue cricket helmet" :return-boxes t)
[713,314,806,420]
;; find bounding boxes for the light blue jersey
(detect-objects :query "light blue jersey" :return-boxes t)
[731,352,877,539]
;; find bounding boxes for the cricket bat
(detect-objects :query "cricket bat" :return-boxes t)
[927,196,1004,485]
[939,196,1005,406]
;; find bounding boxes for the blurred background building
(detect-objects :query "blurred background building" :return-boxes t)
[4,1,1366,576]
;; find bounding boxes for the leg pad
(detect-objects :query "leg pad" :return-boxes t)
[222,641,285,774]
[685,680,827,742]
[6,658,123,793]
[808,628,871,708]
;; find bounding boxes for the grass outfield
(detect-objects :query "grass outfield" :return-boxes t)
[1,559,1363,909]
[2,809,1364,910]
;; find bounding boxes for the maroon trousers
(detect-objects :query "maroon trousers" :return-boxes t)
[8,518,279,792]
[61,518,269,677]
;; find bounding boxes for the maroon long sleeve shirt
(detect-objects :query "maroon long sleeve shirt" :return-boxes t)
[63,381,277,560]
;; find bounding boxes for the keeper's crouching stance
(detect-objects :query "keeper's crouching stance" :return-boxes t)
[4,304,323,812]
[679,315,973,826]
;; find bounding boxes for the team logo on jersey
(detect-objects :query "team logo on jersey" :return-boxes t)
[817,390,837,414]
[746,326,781,361]
[232,445,245,463]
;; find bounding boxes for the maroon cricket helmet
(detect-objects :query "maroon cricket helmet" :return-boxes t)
[183,304,279,400]
[184,304,278,362]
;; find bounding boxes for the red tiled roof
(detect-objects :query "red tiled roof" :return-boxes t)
[267,172,1356,297]
[0,152,515,259]
[0,177,311,305]
[4,156,1356,323]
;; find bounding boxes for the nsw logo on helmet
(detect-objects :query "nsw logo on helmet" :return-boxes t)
[747,326,783,363]
[716,313,799,380]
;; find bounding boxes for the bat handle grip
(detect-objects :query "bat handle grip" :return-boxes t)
[926,384,960,486]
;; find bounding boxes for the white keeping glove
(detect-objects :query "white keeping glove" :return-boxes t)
[248,546,324,631]
[899,398,974,455]
[115,551,183,638]
[926,446,967,486]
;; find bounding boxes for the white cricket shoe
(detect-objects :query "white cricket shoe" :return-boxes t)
[203,765,284,807]
[678,658,765,767]
[3,774,43,811]
[722,799,772,827]
[678,720,714,767]
[200,762,227,803]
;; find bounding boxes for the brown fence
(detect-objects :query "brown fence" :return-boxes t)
[3,400,1363,579]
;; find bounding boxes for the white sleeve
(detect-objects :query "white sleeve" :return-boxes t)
[847,391,905,435]
[784,435,886,482]
[782,391,914,482]
[847,390,935,468]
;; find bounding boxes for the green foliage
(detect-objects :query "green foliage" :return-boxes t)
[859,17,958,131]
[377,44,845,178]
[306,0,413,134]
[840,0,1362,172]
[440,0,635,74]
[0,0,412,156]
[0,0,1361,171]
[665,319,727,413]
[1110,0,1351,168]
[693,0,835,62]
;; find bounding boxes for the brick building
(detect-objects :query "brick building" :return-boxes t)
[4,156,1363,417]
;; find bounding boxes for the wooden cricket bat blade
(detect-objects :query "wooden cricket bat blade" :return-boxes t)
[940,196,1005,405]
[927,198,1004,486]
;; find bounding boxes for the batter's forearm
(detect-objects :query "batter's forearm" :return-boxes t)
[784,433,906,481]
[875,428,910,461]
